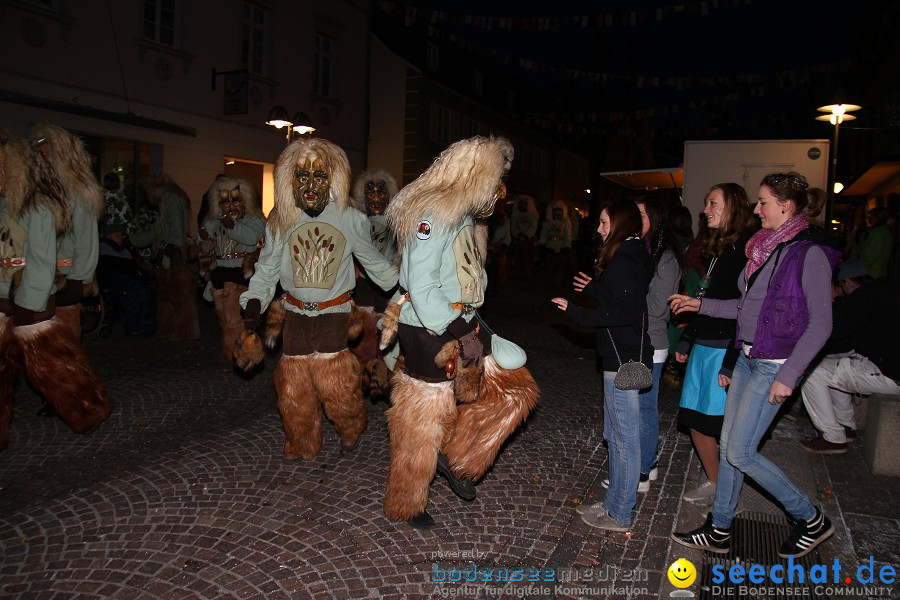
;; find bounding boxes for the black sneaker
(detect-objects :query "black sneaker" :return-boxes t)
[778,507,834,558]
[436,453,476,501]
[672,513,732,554]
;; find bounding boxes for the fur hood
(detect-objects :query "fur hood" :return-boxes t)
[206,176,262,221]
[270,138,351,237]
[27,122,104,220]
[544,199,569,221]
[385,136,513,242]
[350,168,399,213]
[511,194,539,220]
[1,130,71,233]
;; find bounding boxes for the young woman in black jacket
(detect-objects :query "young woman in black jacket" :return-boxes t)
[552,199,652,531]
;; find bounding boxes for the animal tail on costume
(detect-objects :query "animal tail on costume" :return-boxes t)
[383,373,456,521]
[214,282,246,362]
[349,305,379,366]
[442,355,538,482]
[379,298,402,350]
[241,247,260,280]
[233,330,265,371]
[263,296,286,350]
[0,315,21,451]
[14,319,112,434]
[434,339,481,404]
[274,354,322,460]
[312,349,367,450]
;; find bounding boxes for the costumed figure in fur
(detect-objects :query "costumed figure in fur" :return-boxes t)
[28,123,104,341]
[0,131,111,451]
[510,193,539,278]
[130,173,199,340]
[380,136,539,529]
[350,168,400,400]
[538,199,572,290]
[235,138,398,460]
[199,176,265,362]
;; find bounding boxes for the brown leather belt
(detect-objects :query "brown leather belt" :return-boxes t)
[0,257,73,268]
[401,292,475,314]
[285,290,353,312]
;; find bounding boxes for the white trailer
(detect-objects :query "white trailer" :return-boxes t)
[682,139,830,230]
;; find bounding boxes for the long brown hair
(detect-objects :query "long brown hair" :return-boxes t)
[595,199,642,275]
[705,183,758,257]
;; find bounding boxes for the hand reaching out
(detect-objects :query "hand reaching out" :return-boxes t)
[573,271,592,292]
[551,297,568,311]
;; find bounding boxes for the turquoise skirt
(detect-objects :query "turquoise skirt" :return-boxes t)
[679,344,727,417]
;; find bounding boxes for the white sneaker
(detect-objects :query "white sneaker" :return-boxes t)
[601,473,650,493]
[648,465,658,481]
[683,481,717,503]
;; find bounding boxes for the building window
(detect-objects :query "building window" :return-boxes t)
[241,2,268,76]
[143,0,180,48]
[426,42,439,71]
[473,71,483,96]
[430,104,456,145]
[315,32,336,97]
[533,147,549,177]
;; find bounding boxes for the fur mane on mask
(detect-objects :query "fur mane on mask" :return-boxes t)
[545,199,569,221]
[27,122,104,220]
[385,136,513,242]
[141,173,190,211]
[270,138,351,237]
[1,131,72,233]
[206,176,263,221]
[512,194,539,219]
[350,168,399,213]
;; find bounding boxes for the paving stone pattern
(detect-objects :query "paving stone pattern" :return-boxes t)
[1,278,897,599]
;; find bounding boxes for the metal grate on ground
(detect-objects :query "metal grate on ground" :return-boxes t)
[699,511,827,600]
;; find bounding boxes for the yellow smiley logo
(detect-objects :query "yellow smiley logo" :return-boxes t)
[667,558,696,588]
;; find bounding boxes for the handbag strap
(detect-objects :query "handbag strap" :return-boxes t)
[606,312,645,366]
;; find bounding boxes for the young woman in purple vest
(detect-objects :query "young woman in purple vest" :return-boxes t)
[667,172,840,559]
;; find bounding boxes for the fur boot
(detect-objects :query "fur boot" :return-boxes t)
[0,315,20,451]
[442,355,539,481]
[213,282,246,362]
[155,263,199,341]
[383,373,456,521]
[273,354,322,460]
[14,319,112,433]
[54,304,82,340]
[311,349,367,450]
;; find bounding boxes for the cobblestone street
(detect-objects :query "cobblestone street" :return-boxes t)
[1,276,897,599]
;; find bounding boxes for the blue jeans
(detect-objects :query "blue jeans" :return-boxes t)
[712,353,816,529]
[602,372,640,524]
[639,362,664,474]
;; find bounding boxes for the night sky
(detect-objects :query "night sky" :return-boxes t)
[373,0,897,177]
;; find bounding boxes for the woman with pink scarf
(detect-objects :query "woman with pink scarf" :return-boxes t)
[667,172,839,559]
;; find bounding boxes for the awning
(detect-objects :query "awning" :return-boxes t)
[598,167,683,190]
[841,161,900,197]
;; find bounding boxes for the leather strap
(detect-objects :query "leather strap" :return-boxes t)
[285,290,353,312]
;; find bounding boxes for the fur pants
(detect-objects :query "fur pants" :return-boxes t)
[54,304,82,340]
[155,264,200,341]
[212,282,246,362]
[13,317,112,435]
[273,349,367,460]
[383,355,539,521]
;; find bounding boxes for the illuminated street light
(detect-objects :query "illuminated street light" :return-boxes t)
[816,103,860,230]
[265,105,316,143]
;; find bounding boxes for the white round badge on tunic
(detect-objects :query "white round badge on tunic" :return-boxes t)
[416,220,432,240]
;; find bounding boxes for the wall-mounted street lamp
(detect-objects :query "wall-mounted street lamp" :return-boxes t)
[265,105,316,143]
[815,103,860,230]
